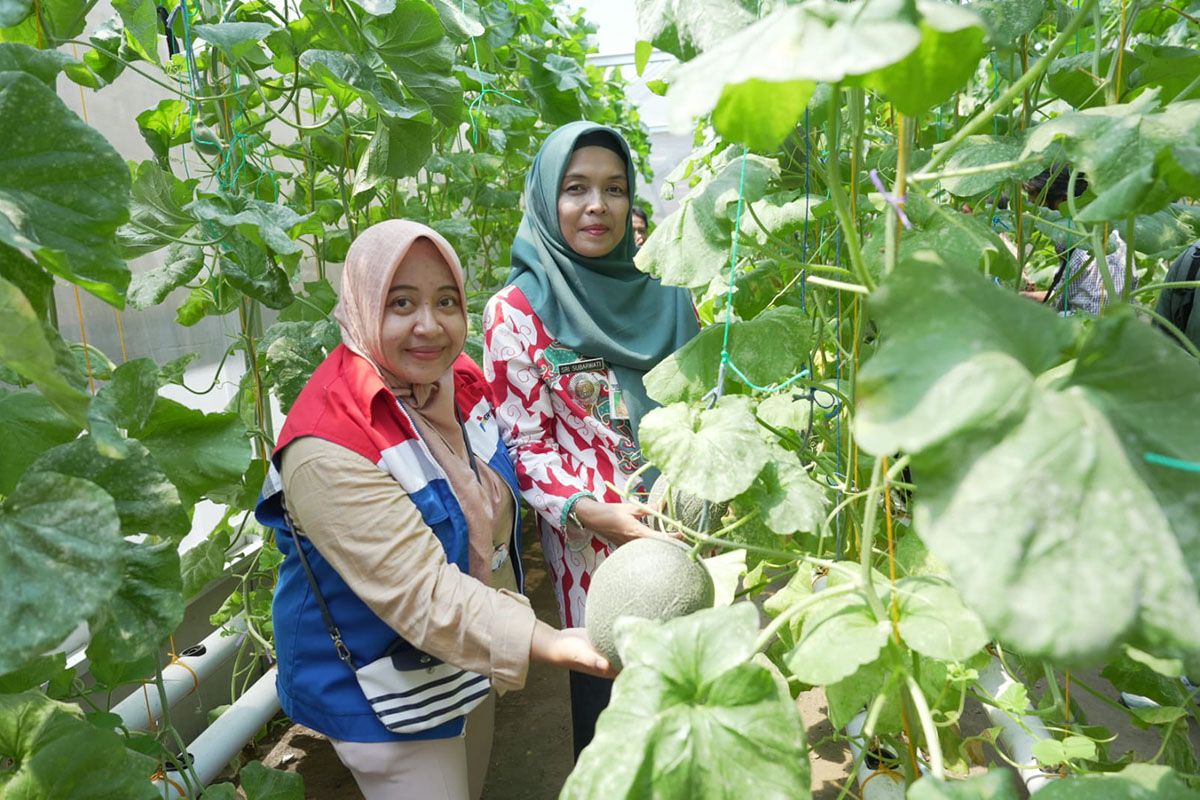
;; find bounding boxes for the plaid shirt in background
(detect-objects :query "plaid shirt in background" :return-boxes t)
[1059,232,1134,315]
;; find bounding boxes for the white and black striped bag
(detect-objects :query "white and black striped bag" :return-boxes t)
[292,533,491,734]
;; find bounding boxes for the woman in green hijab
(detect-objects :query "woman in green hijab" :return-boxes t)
[483,121,699,758]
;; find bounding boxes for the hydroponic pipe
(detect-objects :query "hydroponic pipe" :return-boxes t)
[155,668,281,798]
[846,709,906,799]
[975,657,1057,794]
[112,618,248,731]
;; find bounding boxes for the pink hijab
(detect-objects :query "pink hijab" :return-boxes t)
[335,220,505,583]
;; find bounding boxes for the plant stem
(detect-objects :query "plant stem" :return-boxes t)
[859,457,890,622]
[922,0,1100,174]
[826,86,876,292]
[907,675,946,779]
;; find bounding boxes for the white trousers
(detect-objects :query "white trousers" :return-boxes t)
[330,693,495,800]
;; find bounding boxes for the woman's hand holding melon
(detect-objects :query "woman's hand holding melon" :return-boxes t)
[571,498,675,547]
[530,622,615,678]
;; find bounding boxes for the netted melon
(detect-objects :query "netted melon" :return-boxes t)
[585,537,715,669]
[647,475,728,535]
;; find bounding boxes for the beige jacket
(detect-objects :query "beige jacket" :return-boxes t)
[280,435,537,692]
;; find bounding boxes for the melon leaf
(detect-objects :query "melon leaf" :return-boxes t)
[858,258,1200,666]
[786,592,891,685]
[0,472,122,674]
[562,604,810,800]
[908,770,1019,799]
[640,396,771,503]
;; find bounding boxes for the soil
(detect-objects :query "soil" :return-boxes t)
[257,541,1199,799]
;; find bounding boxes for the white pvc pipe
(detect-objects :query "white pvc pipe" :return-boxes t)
[846,709,906,799]
[156,668,281,798]
[975,657,1057,794]
[112,619,248,731]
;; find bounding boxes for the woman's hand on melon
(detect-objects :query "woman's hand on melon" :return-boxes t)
[572,498,676,547]
[530,622,615,678]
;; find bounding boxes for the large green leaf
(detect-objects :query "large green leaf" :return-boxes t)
[1129,45,1200,104]
[967,0,1044,46]
[192,21,275,59]
[1022,91,1200,223]
[428,0,482,40]
[240,761,306,800]
[858,260,1200,664]
[909,771,1018,799]
[856,255,1072,455]
[937,135,1043,197]
[667,0,919,149]
[861,2,988,117]
[135,98,191,164]
[645,307,812,404]
[0,389,80,495]
[640,396,772,503]
[562,604,810,800]
[62,17,126,89]
[669,0,984,147]
[259,319,342,412]
[0,72,130,305]
[299,48,426,120]
[126,244,205,309]
[30,437,189,539]
[0,42,72,82]
[111,0,159,63]
[0,0,88,46]
[892,575,988,662]
[366,1,461,126]
[86,540,184,673]
[864,195,1019,281]
[116,161,198,258]
[188,193,307,256]
[735,454,827,535]
[0,691,159,800]
[0,242,52,319]
[217,232,294,309]
[130,398,251,505]
[1036,765,1200,799]
[354,112,434,194]
[0,472,122,674]
[635,153,777,287]
[634,0,755,61]
[180,524,232,600]
[85,357,161,458]
[1046,50,1138,109]
[786,592,891,684]
[0,0,30,27]
[0,277,90,425]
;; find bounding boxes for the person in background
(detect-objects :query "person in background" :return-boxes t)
[1020,166,1135,314]
[1152,240,1200,351]
[631,205,649,248]
[483,122,699,759]
[256,220,611,800]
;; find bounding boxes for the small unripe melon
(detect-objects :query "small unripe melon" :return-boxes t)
[647,475,728,535]
[585,537,715,669]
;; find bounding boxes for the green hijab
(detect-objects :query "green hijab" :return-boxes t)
[507,121,699,442]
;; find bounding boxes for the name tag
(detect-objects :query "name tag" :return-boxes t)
[558,357,605,375]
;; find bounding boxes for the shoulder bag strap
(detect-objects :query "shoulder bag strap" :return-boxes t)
[286,514,356,669]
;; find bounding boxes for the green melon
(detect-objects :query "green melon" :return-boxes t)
[585,537,715,669]
[647,475,728,535]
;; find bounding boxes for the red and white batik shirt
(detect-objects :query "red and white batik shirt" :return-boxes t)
[483,284,650,627]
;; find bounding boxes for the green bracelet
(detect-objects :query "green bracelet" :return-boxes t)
[561,491,594,530]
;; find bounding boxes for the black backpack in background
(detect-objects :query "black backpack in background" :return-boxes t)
[1153,243,1200,353]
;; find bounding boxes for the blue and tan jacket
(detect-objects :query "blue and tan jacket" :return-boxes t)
[256,344,524,742]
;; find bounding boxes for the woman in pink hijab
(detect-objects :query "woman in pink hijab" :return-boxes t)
[256,220,611,800]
